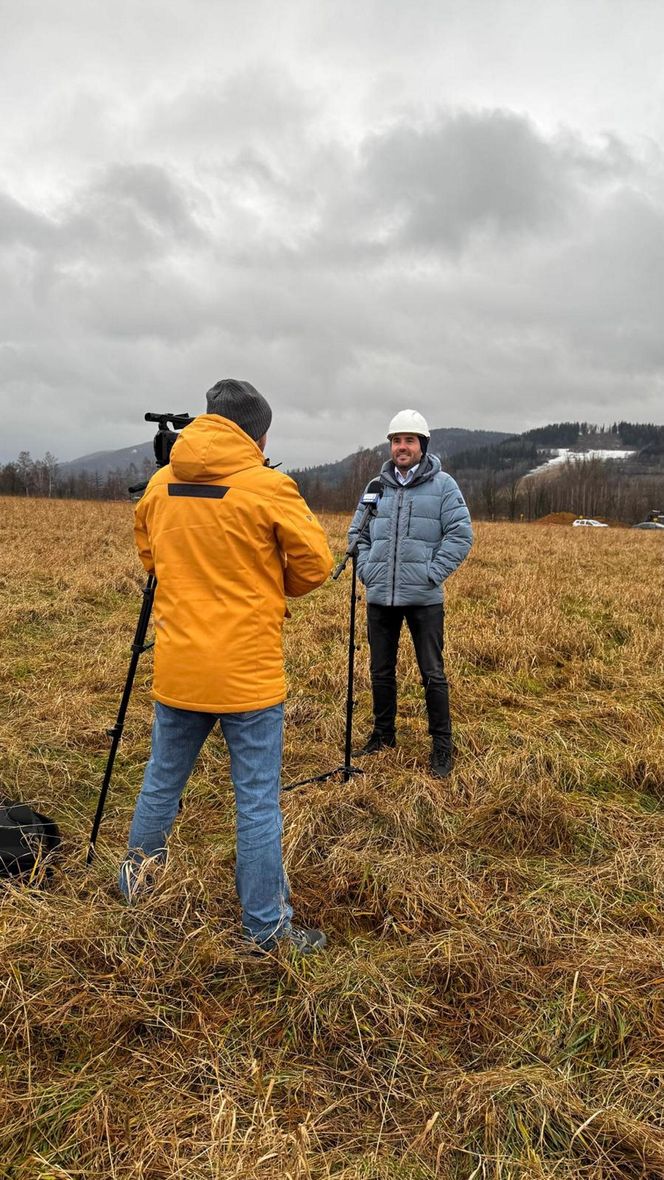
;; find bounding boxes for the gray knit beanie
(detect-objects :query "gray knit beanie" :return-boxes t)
[205,378,272,441]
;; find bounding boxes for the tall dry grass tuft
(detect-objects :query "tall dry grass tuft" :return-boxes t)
[2,497,664,1178]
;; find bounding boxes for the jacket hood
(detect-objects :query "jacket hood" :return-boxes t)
[169,414,266,482]
[380,451,441,487]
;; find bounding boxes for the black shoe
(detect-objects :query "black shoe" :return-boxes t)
[430,741,453,778]
[250,926,328,956]
[355,731,397,756]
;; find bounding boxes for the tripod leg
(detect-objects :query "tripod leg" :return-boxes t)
[87,575,156,864]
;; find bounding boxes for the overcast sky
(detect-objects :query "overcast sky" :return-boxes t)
[2,0,664,469]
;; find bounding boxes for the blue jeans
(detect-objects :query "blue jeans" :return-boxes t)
[119,701,292,944]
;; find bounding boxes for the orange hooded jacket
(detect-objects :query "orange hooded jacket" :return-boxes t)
[134,414,333,713]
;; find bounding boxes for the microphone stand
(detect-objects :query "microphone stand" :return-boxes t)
[283,496,379,791]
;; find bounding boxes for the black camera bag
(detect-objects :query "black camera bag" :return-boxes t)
[0,801,61,880]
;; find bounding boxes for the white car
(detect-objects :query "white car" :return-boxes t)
[572,518,608,528]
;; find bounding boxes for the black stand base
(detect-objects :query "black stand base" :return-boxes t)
[282,763,364,792]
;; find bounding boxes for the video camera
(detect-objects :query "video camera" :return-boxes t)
[128,412,194,494]
[144,411,195,468]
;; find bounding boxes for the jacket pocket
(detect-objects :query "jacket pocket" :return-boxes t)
[363,561,380,587]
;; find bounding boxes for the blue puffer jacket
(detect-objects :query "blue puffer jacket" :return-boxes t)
[348,454,473,607]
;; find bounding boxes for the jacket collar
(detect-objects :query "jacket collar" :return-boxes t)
[379,452,440,488]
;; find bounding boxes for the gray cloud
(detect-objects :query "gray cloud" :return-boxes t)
[145,66,320,157]
[2,5,664,468]
[359,112,576,251]
[0,192,57,248]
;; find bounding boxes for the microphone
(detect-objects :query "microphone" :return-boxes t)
[332,478,384,580]
[360,478,384,508]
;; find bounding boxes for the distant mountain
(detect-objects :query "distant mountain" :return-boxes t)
[288,427,512,488]
[429,426,512,456]
[8,418,661,520]
[60,440,155,478]
[58,421,664,504]
[61,426,511,481]
[288,419,664,520]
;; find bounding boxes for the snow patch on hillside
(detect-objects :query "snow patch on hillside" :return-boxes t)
[528,448,636,475]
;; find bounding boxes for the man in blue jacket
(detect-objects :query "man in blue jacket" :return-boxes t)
[348,410,473,777]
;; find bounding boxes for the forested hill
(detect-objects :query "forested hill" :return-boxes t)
[289,420,664,523]
[522,421,664,449]
[445,420,664,479]
[2,421,662,521]
[288,426,510,509]
[444,420,664,523]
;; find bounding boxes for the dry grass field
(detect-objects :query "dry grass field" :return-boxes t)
[2,496,664,1179]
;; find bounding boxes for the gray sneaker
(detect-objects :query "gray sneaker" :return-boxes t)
[283,926,328,955]
[249,926,328,956]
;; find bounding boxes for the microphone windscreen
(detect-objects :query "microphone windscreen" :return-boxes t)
[360,478,384,506]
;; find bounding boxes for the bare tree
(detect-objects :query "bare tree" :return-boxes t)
[16,451,34,496]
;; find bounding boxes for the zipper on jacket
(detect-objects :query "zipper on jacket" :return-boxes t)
[391,488,404,605]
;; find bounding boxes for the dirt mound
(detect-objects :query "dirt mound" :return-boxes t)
[534,511,579,525]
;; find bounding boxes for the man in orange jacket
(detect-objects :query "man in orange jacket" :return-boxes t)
[119,379,333,954]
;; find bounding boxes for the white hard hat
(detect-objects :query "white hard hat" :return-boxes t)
[387,409,430,438]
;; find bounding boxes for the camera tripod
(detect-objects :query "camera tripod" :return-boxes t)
[87,413,191,865]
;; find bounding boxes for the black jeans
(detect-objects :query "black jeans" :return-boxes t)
[366,603,451,743]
